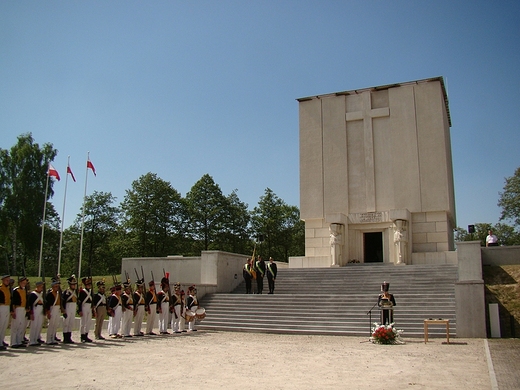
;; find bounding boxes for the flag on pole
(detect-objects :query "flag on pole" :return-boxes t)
[67,164,76,182]
[48,163,60,181]
[87,159,96,176]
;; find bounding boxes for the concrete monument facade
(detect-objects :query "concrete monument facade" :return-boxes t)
[291,77,457,267]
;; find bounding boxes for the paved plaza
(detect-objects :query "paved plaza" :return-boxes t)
[1,331,519,389]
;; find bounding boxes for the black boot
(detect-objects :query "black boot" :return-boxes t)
[63,332,75,344]
[80,334,86,343]
[84,333,93,343]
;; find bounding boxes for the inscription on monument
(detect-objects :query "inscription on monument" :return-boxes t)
[359,212,383,223]
[348,211,389,224]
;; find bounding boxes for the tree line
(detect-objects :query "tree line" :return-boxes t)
[0,133,304,278]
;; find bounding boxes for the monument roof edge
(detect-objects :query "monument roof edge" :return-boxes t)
[296,76,451,127]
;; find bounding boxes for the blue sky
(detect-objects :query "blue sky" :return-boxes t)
[1,1,519,231]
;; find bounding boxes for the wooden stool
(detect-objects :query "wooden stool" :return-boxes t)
[424,319,450,344]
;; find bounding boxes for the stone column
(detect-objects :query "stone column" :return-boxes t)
[455,241,486,338]
[393,219,408,264]
[329,223,343,267]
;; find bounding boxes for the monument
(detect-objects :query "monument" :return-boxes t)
[291,77,457,267]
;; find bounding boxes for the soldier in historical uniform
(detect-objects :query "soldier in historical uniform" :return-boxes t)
[107,282,123,338]
[10,276,29,348]
[378,281,396,325]
[121,281,134,338]
[255,256,266,294]
[186,285,199,332]
[78,276,94,343]
[145,279,158,335]
[133,278,146,336]
[45,277,62,345]
[171,283,184,333]
[157,277,171,334]
[92,280,107,340]
[266,257,278,294]
[62,275,78,344]
[28,281,45,346]
[0,274,11,350]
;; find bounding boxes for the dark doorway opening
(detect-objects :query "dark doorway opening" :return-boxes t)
[364,232,383,263]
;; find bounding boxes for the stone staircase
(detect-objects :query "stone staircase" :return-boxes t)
[197,264,458,338]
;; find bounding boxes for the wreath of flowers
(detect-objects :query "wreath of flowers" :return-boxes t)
[371,323,403,345]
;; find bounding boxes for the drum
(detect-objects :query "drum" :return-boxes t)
[185,310,196,322]
[195,307,206,320]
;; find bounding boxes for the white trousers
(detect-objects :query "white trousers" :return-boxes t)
[133,305,145,335]
[10,306,26,346]
[146,303,157,334]
[122,308,133,336]
[171,305,181,332]
[63,302,76,333]
[188,305,198,331]
[29,305,44,345]
[46,306,61,343]
[108,306,122,335]
[158,302,169,333]
[0,305,10,345]
[80,303,92,334]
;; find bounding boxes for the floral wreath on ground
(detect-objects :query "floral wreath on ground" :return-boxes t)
[371,322,404,345]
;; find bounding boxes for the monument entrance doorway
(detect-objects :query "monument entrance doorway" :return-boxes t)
[364,232,383,263]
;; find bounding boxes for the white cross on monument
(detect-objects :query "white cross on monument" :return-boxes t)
[345,91,390,212]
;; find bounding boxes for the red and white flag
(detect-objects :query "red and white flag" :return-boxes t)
[67,164,76,182]
[87,159,96,176]
[48,163,60,181]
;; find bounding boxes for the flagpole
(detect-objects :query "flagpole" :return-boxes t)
[78,152,90,280]
[57,156,71,275]
[38,171,51,278]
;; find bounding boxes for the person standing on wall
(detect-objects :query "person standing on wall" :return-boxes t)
[486,230,499,247]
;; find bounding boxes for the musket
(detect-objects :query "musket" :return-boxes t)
[163,268,173,313]
[124,271,134,313]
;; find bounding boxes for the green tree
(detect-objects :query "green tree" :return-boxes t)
[65,191,121,276]
[498,167,520,228]
[121,173,187,257]
[218,189,251,254]
[251,188,304,262]
[185,174,228,254]
[0,133,58,275]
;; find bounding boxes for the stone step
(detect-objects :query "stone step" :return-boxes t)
[198,264,458,337]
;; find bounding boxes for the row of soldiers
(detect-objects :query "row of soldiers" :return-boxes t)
[0,272,200,349]
[243,256,278,294]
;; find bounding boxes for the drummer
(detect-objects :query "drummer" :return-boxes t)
[377,281,396,325]
[186,285,198,332]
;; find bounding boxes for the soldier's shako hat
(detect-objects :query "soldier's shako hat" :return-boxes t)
[67,275,77,285]
[160,277,169,287]
[148,280,155,287]
[35,281,44,287]
[173,282,180,291]
[1,274,10,280]
[96,280,105,287]
[18,276,28,283]
[135,278,144,287]
[381,281,390,292]
[82,276,92,285]
[51,277,61,286]
[122,281,131,289]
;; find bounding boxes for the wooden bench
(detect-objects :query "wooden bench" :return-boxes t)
[424,319,450,344]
